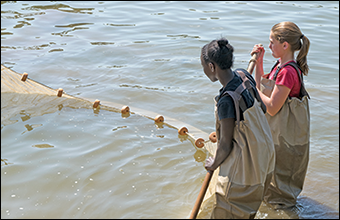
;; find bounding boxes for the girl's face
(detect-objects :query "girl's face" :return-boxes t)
[268,31,285,58]
[200,54,217,82]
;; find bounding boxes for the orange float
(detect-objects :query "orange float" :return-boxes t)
[154,115,164,123]
[195,138,205,148]
[57,88,63,97]
[121,106,130,114]
[209,132,217,143]
[21,72,28,81]
[93,99,100,108]
[178,126,188,135]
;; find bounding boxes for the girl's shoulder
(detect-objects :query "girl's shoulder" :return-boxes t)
[278,61,300,79]
[269,60,300,79]
[275,62,301,92]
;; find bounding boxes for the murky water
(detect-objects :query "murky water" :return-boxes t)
[1,1,339,219]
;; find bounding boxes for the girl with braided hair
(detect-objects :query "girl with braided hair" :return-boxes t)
[200,37,275,219]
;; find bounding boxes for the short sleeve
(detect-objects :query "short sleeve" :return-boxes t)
[275,66,298,90]
[217,96,235,120]
[216,70,256,121]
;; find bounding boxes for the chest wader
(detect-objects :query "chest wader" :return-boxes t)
[211,70,275,219]
[261,61,310,209]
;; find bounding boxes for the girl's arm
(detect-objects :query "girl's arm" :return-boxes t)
[205,117,234,171]
[251,45,291,116]
[257,84,290,116]
[251,45,265,89]
[254,61,264,90]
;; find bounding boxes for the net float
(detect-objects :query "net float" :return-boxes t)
[121,105,130,114]
[195,138,205,148]
[93,99,100,108]
[57,88,63,97]
[209,132,217,143]
[178,126,188,135]
[21,72,28,81]
[154,115,164,123]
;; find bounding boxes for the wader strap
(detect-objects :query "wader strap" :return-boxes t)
[221,81,247,129]
[270,60,280,74]
[234,75,249,113]
[285,62,311,99]
[237,70,267,114]
[273,66,281,81]
[271,60,310,99]
[237,70,252,91]
[219,70,268,128]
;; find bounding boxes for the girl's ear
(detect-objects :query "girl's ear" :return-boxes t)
[209,62,215,72]
[283,41,289,50]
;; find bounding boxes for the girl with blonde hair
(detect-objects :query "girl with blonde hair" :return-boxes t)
[251,21,311,209]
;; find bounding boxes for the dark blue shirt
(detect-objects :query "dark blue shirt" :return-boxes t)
[215,69,256,121]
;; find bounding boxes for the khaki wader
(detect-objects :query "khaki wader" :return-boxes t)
[261,61,310,209]
[211,70,275,219]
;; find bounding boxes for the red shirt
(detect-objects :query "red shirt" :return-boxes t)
[268,60,301,98]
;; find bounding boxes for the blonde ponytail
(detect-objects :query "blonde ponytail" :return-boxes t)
[296,35,310,75]
[271,21,310,75]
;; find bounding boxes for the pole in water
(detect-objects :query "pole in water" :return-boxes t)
[189,170,214,219]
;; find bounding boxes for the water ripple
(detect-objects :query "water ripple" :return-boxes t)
[21,3,94,14]
[105,23,136,27]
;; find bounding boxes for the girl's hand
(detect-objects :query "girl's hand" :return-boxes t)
[251,44,265,63]
[205,156,216,171]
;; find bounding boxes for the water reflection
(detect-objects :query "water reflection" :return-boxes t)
[112,126,127,132]
[193,149,206,163]
[178,134,188,142]
[22,123,42,134]
[154,122,164,129]
[1,43,59,51]
[90,42,115,45]
[55,23,93,28]
[21,3,94,14]
[20,110,30,121]
[13,20,31,29]
[1,158,11,166]
[166,34,200,39]
[105,23,136,27]
[121,112,130,118]
[32,143,54,148]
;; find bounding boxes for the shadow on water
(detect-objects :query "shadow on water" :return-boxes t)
[256,196,339,219]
